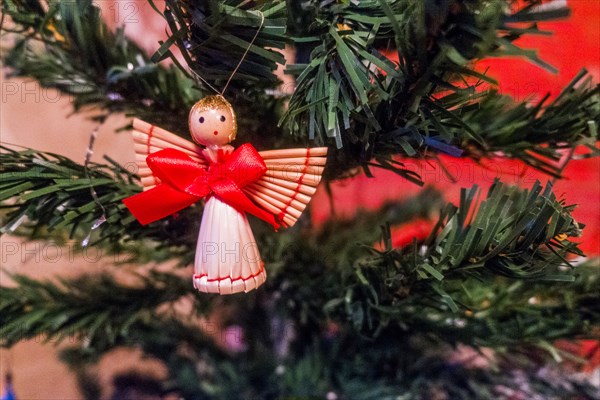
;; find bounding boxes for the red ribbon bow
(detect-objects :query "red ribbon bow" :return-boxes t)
[123,144,279,229]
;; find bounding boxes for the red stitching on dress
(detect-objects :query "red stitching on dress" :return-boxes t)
[194,264,265,283]
[277,148,310,225]
[146,125,159,186]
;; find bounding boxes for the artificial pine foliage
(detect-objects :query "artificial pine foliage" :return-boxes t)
[1,0,599,398]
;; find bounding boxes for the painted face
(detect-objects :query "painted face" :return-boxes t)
[188,96,237,146]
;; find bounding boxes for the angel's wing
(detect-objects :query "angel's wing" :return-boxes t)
[243,147,328,228]
[131,118,206,191]
[131,118,326,227]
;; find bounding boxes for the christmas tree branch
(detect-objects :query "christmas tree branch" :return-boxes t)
[1,0,202,132]
[0,145,204,263]
[0,270,229,398]
[279,0,599,165]
[126,0,597,179]
[1,143,590,296]
[149,0,287,92]
[326,183,600,345]
[0,0,303,145]
[269,180,594,346]
[0,270,200,347]
[2,265,596,399]
[272,341,600,400]
[454,71,600,175]
[0,141,447,265]
[2,0,598,182]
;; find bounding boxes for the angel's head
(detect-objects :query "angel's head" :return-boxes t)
[189,95,237,146]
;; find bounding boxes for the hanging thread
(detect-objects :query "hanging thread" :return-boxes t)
[191,10,265,96]
[82,121,107,247]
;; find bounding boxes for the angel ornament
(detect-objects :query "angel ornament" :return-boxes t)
[123,96,327,294]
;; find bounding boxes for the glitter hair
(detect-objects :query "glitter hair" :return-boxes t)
[188,95,238,139]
